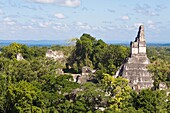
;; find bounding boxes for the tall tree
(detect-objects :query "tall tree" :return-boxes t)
[101,74,132,112]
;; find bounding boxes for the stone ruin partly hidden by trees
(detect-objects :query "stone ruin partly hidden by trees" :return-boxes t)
[46,49,65,60]
[16,53,24,61]
[117,25,154,91]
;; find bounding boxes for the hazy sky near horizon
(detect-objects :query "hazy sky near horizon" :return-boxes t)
[0,0,170,43]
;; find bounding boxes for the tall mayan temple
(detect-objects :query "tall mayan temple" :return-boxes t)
[117,25,153,91]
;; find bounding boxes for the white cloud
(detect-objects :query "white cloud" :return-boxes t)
[39,22,52,27]
[123,25,134,30]
[75,22,91,29]
[30,0,55,3]
[148,11,159,16]
[3,17,16,25]
[60,0,80,7]
[121,16,129,20]
[31,19,37,23]
[4,17,11,22]
[92,26,106,31]
[74,22,107,31]
[147,20,153,24]
[147,20,156,29]
[22,25,34,29]
[53,23,69,31]
[75,22,84,26]
[6,21,16,25]
[148,24,155,29]
[54,13,65,19]
[29,0,81,7]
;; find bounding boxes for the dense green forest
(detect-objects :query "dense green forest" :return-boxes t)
[0,34,169,113]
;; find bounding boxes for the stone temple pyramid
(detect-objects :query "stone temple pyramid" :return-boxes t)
[117,25,154,91]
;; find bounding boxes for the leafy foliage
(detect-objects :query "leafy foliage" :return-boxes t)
[134,89,167,113]
[67,33,129,75]
[148,59,170,89]
[0,37,169,113]
[101,74,132,112]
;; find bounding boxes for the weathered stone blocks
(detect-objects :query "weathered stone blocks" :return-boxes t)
[117,25,153,91]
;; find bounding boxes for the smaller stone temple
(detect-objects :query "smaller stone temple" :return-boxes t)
[117,25,153,91]
[46,49,64,60]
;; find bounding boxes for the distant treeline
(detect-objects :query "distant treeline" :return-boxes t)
[0,40,170,47]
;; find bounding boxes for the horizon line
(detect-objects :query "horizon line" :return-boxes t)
[0,40,169,44]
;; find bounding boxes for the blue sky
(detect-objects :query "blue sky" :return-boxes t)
[0,0,170,43]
